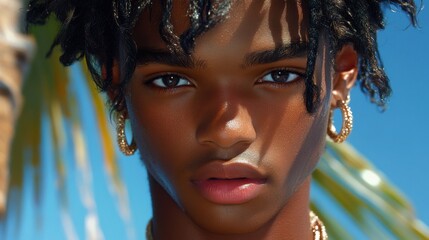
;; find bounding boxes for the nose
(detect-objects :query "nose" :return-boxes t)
[196,99,256,150]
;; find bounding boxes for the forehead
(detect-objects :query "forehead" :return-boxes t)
[133,0,309,53]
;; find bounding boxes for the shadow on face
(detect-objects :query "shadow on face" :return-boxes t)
[123,0,335,236]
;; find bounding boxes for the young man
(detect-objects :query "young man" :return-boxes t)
[27,0,417,239]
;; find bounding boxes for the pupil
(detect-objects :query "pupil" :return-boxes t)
[162,75,180,87]
[272,70,290,82]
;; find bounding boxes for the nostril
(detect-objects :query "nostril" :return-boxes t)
[196,101,256,149]
[197,116,256,148]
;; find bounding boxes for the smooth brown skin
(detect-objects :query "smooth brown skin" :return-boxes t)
[114,0,357,239]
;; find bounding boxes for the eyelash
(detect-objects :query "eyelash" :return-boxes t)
[145,69,303,90]
[145,73,193,89]
[256,68,304,85]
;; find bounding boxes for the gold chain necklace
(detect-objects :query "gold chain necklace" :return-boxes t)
[146,211,327,240]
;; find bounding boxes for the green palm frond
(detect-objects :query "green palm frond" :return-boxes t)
[313,141,429,239]
[4,17,132,238]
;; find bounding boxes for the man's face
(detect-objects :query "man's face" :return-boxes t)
[125,0,332,234]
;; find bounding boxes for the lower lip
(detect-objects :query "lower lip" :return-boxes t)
[193,178,266,204]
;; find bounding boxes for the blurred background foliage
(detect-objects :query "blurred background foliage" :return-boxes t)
[0,1,428,239]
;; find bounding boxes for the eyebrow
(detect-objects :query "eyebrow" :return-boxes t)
[136,49,204,68]
[243,42,309,67]
[136,42,308,69]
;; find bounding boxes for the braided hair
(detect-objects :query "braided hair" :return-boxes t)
[26,0,417,113]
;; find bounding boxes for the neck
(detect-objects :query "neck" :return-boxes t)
[149,175,313,240]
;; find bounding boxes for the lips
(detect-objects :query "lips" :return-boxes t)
[191,161,267,204]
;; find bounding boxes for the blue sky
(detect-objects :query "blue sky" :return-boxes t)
[2,4,429,240]
[348,7,429,226]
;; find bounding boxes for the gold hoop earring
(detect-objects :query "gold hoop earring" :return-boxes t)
[327,97,353,143]
[117,112,137,156]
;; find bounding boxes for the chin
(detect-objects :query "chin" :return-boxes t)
[178,180,299,235]
[186,204,273,234]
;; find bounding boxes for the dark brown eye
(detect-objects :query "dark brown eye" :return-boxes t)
[151,74,191,88]
[260,70,301,83]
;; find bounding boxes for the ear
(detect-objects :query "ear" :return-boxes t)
[103,61,123,109]
[330,44,358,108]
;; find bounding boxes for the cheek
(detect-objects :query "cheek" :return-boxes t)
[267,109,328,208]
[285,108,328,191]
[264,54,331,198]
[263,106,325,187]
[125,94,195,202]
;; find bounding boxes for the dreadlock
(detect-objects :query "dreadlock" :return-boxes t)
[26,0,417,113]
